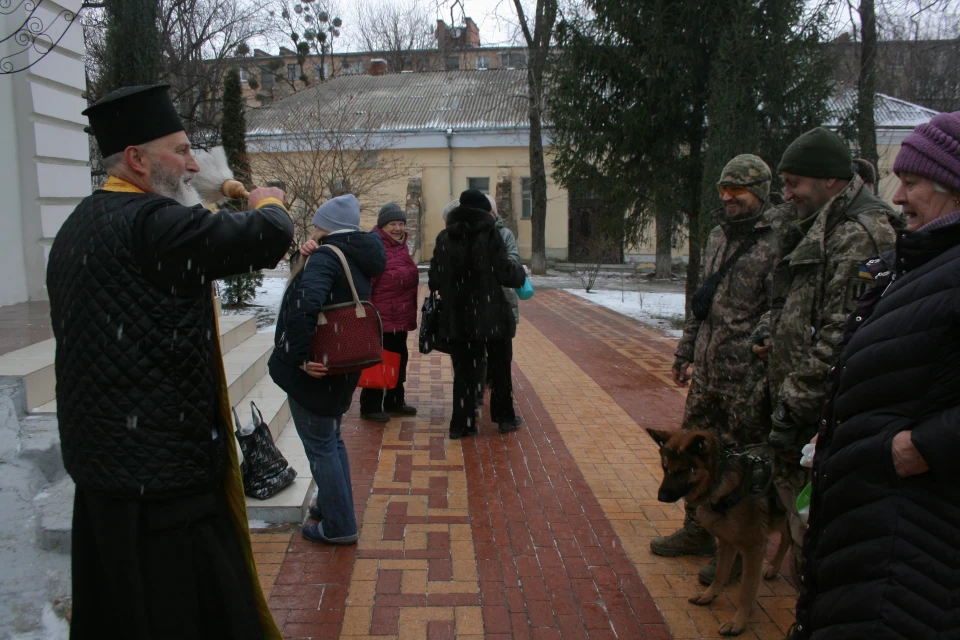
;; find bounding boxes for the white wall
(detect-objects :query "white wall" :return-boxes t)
[0,0,90,306]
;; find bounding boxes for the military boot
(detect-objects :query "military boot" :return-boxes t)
[649,505,717,557]
[698,553,743,586]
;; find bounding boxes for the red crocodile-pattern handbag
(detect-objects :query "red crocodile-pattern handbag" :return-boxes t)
[308,245,383,375]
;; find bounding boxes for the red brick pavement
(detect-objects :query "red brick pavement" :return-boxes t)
[463,364,671,639]
[251,287,797,640]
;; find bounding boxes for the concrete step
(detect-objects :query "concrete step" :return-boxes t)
[18,413,64,484]
[34,476,75,554]
[244,418,313,525]
[233,376,290,444]
[223,332,275,411]
[24,315,257,415]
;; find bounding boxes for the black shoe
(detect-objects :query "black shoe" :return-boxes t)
[449,429,463,440]
[387,404,417,416]
[510,416,522,426]
[309,504,323,521]
[463,425,479,437]
[498,421,519,434]
[360,411,390,423]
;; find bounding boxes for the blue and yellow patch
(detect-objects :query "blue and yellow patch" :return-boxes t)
[857,265,874,280]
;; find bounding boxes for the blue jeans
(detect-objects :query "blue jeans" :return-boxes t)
[287,397,357,539]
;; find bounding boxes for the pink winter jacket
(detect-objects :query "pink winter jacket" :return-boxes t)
[370,226,419,333]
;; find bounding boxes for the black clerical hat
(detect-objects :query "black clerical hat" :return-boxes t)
[82,84,185,157]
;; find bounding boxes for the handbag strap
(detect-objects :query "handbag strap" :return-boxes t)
[305,243,367,325]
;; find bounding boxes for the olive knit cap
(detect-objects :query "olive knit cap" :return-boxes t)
[719,154,772,202]
[778,127,854,179]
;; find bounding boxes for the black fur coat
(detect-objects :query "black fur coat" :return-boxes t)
[428,206,526,342]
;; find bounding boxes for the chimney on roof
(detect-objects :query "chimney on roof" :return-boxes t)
[369,59,387,76]
[253,48,270,57]
[464,18,480,47]
[435,20,447,47]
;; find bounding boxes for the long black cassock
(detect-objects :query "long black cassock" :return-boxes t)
[46,177,293,640]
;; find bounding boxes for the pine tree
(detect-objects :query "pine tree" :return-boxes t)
[102,0,160,92]
[218,67,262,307]
[221,68,253,188]
[548,0,833,312]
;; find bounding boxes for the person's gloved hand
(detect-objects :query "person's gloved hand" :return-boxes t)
[769,403,802,462]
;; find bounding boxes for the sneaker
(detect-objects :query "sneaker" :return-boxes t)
[387,404,417,416]
[308,504,323,521]
[698,553,743,586]
[360,411,390,423]
[301,521,358,546]
[649,525,717,557]
[498,421,519,434]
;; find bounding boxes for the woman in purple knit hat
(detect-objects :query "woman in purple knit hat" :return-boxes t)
[791,111,960,640]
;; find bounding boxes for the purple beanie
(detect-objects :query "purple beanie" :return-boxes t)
[893,111,960,193]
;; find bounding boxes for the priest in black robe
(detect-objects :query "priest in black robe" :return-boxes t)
[46,84,292,640]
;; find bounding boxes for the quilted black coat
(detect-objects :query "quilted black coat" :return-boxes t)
[427,206,526,342]
[46,187,292,497]
[795,222,960,640]
[269,231,386,416]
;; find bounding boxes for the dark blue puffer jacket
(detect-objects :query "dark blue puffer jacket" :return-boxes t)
[269,231,386,416]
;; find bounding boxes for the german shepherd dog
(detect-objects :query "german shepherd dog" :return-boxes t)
[646,428,792,637]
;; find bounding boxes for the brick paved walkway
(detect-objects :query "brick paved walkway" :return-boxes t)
[252,289,797,639]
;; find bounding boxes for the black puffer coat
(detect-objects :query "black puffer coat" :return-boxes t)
[795,221,960,640]
[427,206,526,342]
[47,186,292,497]
[269,231,386,416]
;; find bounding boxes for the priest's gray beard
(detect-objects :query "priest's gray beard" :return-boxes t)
[151,163,201,206]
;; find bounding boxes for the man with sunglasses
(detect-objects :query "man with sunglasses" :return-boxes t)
[653,154,783,585]
[750,127,897,576]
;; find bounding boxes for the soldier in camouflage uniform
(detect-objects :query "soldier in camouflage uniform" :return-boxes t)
[653,155,783,584]
[750,127,898,572]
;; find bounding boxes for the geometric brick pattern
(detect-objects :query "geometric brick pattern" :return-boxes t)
[251,288,798,639]
[519,292,798,639]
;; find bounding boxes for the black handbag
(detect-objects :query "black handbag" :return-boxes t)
[419,291,450,354]
[233,402,297,500]
[691,232,761,321]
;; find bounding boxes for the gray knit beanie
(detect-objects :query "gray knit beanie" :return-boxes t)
[313,194,361,232]
[377,202,406,228]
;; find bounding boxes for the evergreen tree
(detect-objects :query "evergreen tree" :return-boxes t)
[218,67,262,307]
[221,68,253,188]
[102,0,161,92]
[548,0,833,311]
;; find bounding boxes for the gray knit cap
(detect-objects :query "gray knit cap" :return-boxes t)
[377,202,405,228]
[313,194,360,232]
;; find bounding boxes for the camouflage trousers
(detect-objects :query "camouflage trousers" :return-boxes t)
[774,464,810,574]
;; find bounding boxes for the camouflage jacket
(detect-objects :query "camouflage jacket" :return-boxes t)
[675,201,781,396]
[757,176,897,447]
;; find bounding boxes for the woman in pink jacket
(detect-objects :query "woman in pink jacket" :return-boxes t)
[360,203,420,422]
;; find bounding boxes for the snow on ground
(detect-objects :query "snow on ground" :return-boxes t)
[221,277,288,333]
[563,288,687,338]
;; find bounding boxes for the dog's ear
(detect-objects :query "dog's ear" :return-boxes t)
[646,428,673,448]
[686,433,709,457]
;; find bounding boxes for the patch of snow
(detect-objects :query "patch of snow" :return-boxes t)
[9,603,69,640]
[220,277,288,332]
[247,519,271,530]
[563,288,687,338]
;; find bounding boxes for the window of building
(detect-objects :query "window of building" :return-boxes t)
[467,177,490,194]
[476,55,489,70]
[314,64,324,79]
[446,55,460,70]
[499,51,527,69]
[260,69,275,90]
[287,63,302,82]
[342,59,363,75]
[521,177,532,219]
[239,67,248,82]
[359,151,380,169]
